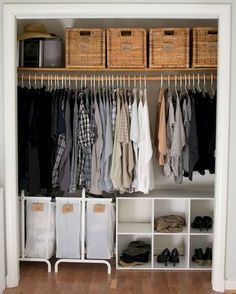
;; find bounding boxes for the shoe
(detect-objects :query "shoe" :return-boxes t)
[157,248,170,266]
[192,248,205,266]
[203,247,212,266]
[191,216,203,231]
[169,248,180,266]
[202,216,213,231]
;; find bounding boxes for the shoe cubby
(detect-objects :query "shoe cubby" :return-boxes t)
[117,198,152,234]
[116,234,152,269]
[190,235,213,269]
[190,199,214,234]
[153,235,188,269]
[154,199,189,234]
[116,194,214,271]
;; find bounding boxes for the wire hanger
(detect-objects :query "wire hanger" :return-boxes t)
[160,74,163,88]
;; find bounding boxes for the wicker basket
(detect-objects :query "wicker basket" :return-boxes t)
[107,28,147,69]
[192,27,217,68]
[65,28,105,68]
[149,28,190,68]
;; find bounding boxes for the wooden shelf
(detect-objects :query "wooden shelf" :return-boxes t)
[17,67,217,72]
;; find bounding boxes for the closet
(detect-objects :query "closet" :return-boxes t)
[16,17,217,273]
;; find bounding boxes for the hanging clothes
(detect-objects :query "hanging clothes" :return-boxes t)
[18,77,155,195]
[156,83,216,183]
[137,88,154,194]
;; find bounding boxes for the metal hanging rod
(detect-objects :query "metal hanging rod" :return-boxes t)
[17,73,217,82]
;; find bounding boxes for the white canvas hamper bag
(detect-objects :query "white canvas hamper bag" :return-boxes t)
[56,198,81,258]
[25,197,56,259]
[86,202,115,259]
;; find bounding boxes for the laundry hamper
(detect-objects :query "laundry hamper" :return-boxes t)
[56,198,81,258]
[86,202,115,259]
[25,197,56,259]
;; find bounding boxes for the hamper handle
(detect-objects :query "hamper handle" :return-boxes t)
[80,31,91,36]
[121,30,132,37]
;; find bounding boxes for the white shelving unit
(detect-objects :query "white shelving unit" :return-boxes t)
[116,192,214,271]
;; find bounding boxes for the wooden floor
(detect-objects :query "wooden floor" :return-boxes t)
[4,260,223,294]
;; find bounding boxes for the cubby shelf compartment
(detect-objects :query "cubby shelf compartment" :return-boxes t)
[116,193,214,271]
[116,234,152,270]
[190,235,213,270]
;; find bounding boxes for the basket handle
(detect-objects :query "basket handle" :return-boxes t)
[163,30,175,36]
[208,30,217,35]
[80,31,91,36]
[120,30,132,37]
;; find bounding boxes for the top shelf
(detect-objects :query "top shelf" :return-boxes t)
[17,67,217,72]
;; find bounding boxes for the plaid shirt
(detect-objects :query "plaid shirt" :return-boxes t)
[77,92,97,189]
[52,134,66,187]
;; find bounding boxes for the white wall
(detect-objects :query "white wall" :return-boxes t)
[1,0,236,288]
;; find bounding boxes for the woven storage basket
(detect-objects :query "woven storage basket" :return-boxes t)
[65,28,105,68]
[192,27,217,68]
[107,28,147,69]
[149,28,190,68]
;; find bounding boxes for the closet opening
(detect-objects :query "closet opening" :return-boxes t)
[3,4,231,292]
[17,15,217,276]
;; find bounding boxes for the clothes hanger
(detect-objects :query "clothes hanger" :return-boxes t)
[167,75,170,91]
[41,74,43,88]
[160,74,163,89]
[128,75,131,90]
[210,73,215,96]
[174,74,178,97]
[21,73,24,87]
[197,73,201,92]
[28,73,31,88]
[144,75,147,89]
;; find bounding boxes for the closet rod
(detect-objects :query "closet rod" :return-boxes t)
[17,74,217,81]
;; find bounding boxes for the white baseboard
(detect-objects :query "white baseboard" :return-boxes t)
[225,280,236,291]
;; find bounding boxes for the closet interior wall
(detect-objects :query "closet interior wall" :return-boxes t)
[17,18,217,193]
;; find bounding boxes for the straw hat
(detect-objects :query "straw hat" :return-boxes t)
[17,23,56,41]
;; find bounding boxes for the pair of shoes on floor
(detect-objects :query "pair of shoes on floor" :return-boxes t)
[157,248,179,266]
[191,216,213,231]
[119,241,150,267]
[192,247,212,266]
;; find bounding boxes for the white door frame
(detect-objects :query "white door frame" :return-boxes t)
[3,3,231,292]
[0,188,6,293]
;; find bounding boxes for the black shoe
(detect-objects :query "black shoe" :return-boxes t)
[191,216,203,231]
[202,216,213,231]
[192,248,205,266]
[203,247,212,266]
[157,248,170,266]
[169,248,179,266]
